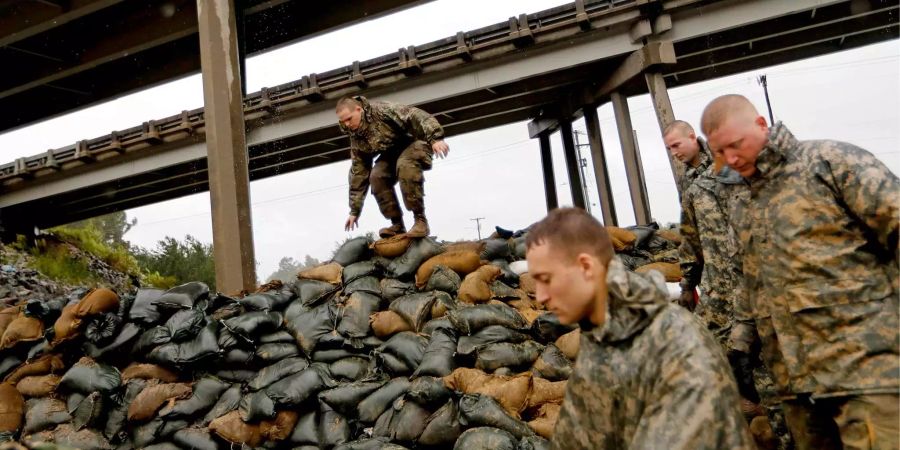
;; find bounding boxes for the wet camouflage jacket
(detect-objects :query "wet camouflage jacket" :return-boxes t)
[677,138,713,195]
[730,122,899,398]
[341,96,444,216]
[551,258,754,450]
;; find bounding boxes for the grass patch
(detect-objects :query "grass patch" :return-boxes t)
[30,242,102,286]
[50,226,142,276]
[142,271,179,290]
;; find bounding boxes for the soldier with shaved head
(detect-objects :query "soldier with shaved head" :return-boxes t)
[701,94,900,450]
[664,119,712,195]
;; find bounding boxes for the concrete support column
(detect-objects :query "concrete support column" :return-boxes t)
[559,119,587,210]
[197,0,257,293]
[582,106,618,226]
[645,71,685,194]
[537,133,558,212]
[610,91,652,225]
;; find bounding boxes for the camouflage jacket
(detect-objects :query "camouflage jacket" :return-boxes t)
[342,96,444,216]
[551,258,754,450]
[730,122,899,399]
[677,138,713,195]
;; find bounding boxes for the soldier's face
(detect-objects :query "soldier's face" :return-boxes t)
[526,242,606,325]
[337,106,363,131]
[707,115,769,178]
[664,130,700,166]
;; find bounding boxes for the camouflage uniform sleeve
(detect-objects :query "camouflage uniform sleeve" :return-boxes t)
[678,190,703,291]
[382,103,445,144]
[348,148,372,216]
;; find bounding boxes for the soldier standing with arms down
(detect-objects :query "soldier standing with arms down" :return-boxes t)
[702,94,899,450]
[336,96,449,238]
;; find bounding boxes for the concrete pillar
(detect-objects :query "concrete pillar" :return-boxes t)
[582,106,618,226]
[537,133,558,212]
[197,0,257,293]
[610,91,652,225]
[559,120,587,210]
[645,71,685,194]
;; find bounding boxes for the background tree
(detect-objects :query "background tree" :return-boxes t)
[133,235,216,290]
[67,211,137,246]
[266,254,321,282]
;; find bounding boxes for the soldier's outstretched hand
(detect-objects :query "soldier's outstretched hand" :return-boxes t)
[432,140,450,159]
[344,215,359,231]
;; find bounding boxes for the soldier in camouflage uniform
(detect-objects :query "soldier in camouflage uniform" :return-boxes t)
[336,96,449,238]
[525,207,754,450]
[702,94,899,450]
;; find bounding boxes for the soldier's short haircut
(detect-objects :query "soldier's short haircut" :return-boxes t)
[526,208,614,266]
[701,94,760,135]
[663,120,695,138]
[335,96,361,112]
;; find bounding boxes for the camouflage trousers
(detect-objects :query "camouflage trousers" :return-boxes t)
[753,364,795,450]
[782,394,899,450]
[696,295,732,349]
[370,140,433,220]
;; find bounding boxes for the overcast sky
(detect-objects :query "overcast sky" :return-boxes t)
[1,0,897,281]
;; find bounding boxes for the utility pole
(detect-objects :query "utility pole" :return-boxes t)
[572,130,593,214]
[757,74,775,125]
[470,217,485,240]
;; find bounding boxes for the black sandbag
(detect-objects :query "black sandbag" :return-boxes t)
[214,369,256,382]
[318,330,348,349]
[260,330,294,344]
[160,376,230,419]
[26,339,50,360]
[155,282,209,311]
[209,301,242,322]
[645,234,675,253]
[337,292,381,341]
[459,394,534,439]
[238,292,278,311]
[72,391,104,430]
[387,237,443,279]
[412,327,457,378]
[217,326,252,350]
[491,280,520,300]
[421,317,454,335]
[105,379,146,441]
[376,332,427,369]
[201,384,241,426]
[519,435,552,450]
[457,325,532,356]
[132,418,164,448]
[512,236,527,259]
[285,300,338,356]
[239,390,276,422]
[157,420,189,441]
[418,400,462,447]
[164,309,206,342]
[343,276,382,297]
[148,322,219,367]
[425,265,461,294]
[25,297,65,323]
[532,344,572,381]
[357,377,411,423]
[59,357,121,394]
[530,312,576,343]
[389,293,436,332]
[318,380,386,416]
[342,260,380,285]
[0,356,22,379]
[482,238,511,261]
[221,348,254,365]
[388,397,430,444]
[628,224,657,249]
[619,253,651,271]
[84,322,141,360]
[372,400,397,438]
[173,428,221,450]
[406,376,452,408]
[129,288,165,325]
[256,342,300,362]
[83,313,120,345]
[448,304,527,335]
[249,357,309,392]
[376,352,412,375]
[381,279,415,302]
[144,443,180,450]
[330,356,371,382]
[334,438,409,450]
[133,326,172,355]
[312,348,364,364]
[494,226,514,240]
[224,311,283,338]
[475,341,544,372]
[318,402,351,449]
[491,259,519,287]
[23,398,71,434]
[430,290,459,319]
[265,363,334,406]
[292,280,340,308]
[332,236,372,266]
[289,409,318,445]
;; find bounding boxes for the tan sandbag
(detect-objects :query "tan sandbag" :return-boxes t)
[459,265,502,304]
[260,410,300,442]
[750,415,778,450]
[297,262,343,284]
[527,403,560,439]
[53,303,82,345]
[121,363,179,383]
[210,410,263,447]
[0,382,24,433]
[527,378,567,409]
[127,381,192,422]
[517,308,543,325]
[73,288,120,318]
[4,354,65,384]
[370,310,412,339]
[415,251,483,288]
[15,374,60,397]
[555,329,580,360]
[606,226,636,252]
[0,315,43,350]
[0,306,18,338]
[371,235,413,258]
[444,241,486,254]
[635,262,682,282]
[443,368,532,418]
[519,273,536,296]
[656,229,682,245]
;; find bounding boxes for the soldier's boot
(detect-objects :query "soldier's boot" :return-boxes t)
[379,217,406,238]
[407,213,429,238]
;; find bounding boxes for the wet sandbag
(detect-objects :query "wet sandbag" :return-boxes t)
[72,391,104,430]
[298,262,343,284]
[149,322,219,367]
[387,237,443,279]
[73,288,120,318]
[332,236,373,266]
[286,300,337,356]
[407,376,452,408]
[209,410,262,447]
[443,368,533,417]
[492,259,520,287]
[530,312,576,343]
[453,427,517,450]
[381,279,415,302]
[105,379,145,440]
[457,325,531,356]
[59,357,121,394]
[0,382,23,435]
[84,322,141,360]
[475,341,544,372]
[159,376,230,419]
[239,390,276,422]
[129,288,165,325]
[238,292,278,312]
[607,225,637,251]
[224,311,282,338]
[419,400,462,446]
[425,265,461,294]
[430,291,458,320]
[172,428,221,450]
[385,397,429,444]
[215,369,256,382]
[260,410,300,442]
[133,325,172,355]
[144,443,180,450]
[265,363,334,406]
[4,354,64,384]
[249,357,309,392]
[371,234,412,258]
[490,280,520,300]
[84,312,121,345]
[377,352,412,375]
[358,377,410,423]
[319,380,386,416]
[256,342,300,362]
[344,276,382,297]
[628,224,657,249]
[260,330,294,344]
[292,279,340,308]
[201,384,241,426]
[527,403,560,439]
[519,435,552,450]
[15,374,60,397]
[527,378,567,409]
[127,381,192,422]
[459,265,503,304]
[335,438,409,450]
[121,363,179,383]
[389,293,436,332]
[342,261,380,285]
[317,402,351,448]
[370,310,412,339]
[330,356,372,382]
[482,238,511,261]
[412,327,457,378]
[448,303,527,335]
[372,400,397,438]
[0,315,43,350]
[23,398,70,435]
[635,261,682,282]
[376,332,428,370]
[45,424,113,450]
[459,394,534,439]
[0,356,21,380]
[312,347,364,363]
[555,328,580,359]
[0,306,19,337]
[155,282,209,311]
[338,292,381,341]
[422,316,454,335]
[163,309,206,342]
[131,418,164,448]
[416,250,482,288]
[289,410,319,445]
[221,348,253,365]
[52,303,82,345]
[532,344,572,381]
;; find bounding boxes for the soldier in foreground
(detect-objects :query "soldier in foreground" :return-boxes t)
[524,207,753,450]
[702,94,899,450]
[336,96,450,238]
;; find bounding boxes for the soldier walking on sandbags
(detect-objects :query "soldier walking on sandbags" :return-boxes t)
[702,94,900,450]
[336,96,449,238]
